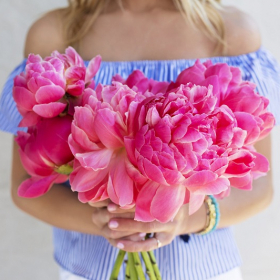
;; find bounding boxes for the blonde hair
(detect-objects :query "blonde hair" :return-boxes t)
[63,0,225,53]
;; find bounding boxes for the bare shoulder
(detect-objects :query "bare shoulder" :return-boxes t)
[221,6,261,56]
[24,9,67,58]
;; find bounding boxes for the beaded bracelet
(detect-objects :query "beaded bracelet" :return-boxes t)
[197,195,220,235]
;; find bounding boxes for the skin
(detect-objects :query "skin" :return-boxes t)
[11,0,273,253]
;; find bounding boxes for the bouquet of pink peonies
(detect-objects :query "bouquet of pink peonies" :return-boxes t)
[13,48,275,280]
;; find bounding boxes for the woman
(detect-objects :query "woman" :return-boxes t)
[1,0,278,279]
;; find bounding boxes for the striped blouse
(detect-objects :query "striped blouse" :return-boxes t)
[1,47,280,280]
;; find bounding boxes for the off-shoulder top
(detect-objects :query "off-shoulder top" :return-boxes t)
[1,47,279,280]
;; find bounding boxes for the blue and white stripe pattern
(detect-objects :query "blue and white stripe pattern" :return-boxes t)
[1,47,280,279]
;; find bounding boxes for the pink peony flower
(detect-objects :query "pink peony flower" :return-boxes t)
[112,70,169,95]
[124,77,272,220]
[13,47,101,126]
[50,47,101,94]
[124,84,235,221]
[169,60,275,145]
[16,116,74,197]
[69,83,146,208]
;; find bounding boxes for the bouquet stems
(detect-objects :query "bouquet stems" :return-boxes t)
[125,260,130,280]
[148,251,161,280]
[128,252,138,279]
[110,250,126,280]
[109,249,162,280]
[141,252,157,280]
[132,252,146,280]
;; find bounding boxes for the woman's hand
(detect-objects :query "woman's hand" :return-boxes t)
[105,203,207,252]
[89,201,146,243]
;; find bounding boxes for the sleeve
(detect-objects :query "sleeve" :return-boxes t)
[0,59,27,135]
[254,48,280,125]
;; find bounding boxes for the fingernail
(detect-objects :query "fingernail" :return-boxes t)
[117,242,124,249]
[108,204,117,212]
[139,233,146,238]
[109,221,119,229]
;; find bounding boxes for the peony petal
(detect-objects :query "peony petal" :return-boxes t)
[35,116,73,166]
[108,155,134,207]
[185,170,229,194]
[35,85,65,103]
[124,137,137,166]
[150,184,186,223]
[74,106,99,142]
[229,174,253,190]
[94,108,124,149]
[65,46,85,67]
[250,151,269,179]
[75,149,114,170]
[70,163,108,192]
[18,174,63,198]
[86,55,102,84]
[235,112,260,145]
[258,113,275,140]
[172,60,206,88]
[18,112,41,127]
[66,80,85,96]
[204,63,232,95]
[33,102,67,118]
[214,187,231,199]
[142,158,168,185]
[13,86,36,110]
[27,54,42,64]
[154,120,171,143]
[125,70,146,89]
[78,182,109,203]
[71,123,101,152]
[189,193,205,215]
[146,107,161,127]
[125,159,148,185]
[18,148,54,177]
[41,71,65,88]
[181,127,202,143]
[135,181,160,222]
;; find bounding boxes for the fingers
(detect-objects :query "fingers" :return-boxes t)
[108,232,173,252]
[92,208,135,227]
[123,232,147,242]
[103,227,141,240]
[88,199,111,208]
[107,203,135,214]
[108,218,169,233]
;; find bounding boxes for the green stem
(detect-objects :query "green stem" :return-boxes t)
[148,251,162,280]
[141,252,157,280]
[128,253,138,280]
[132,253,146,280]
[125,259,130,280]
[110,250,126,280]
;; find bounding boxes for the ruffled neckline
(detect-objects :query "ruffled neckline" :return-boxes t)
[22,47,264,66]
[83,46,264,66]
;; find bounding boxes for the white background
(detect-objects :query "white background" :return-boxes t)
[0,0,279,279]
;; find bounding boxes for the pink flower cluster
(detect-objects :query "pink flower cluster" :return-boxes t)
[69,61,274,222]
[13,47,101,127]
[13,49,275,223]
[13,48,101,197]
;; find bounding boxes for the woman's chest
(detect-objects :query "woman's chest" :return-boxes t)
[79,11,216,62]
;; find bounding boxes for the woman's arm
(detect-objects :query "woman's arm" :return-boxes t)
[11,139,97,234]
[11,139,139,240]
[217,134,273,228]
[11,140,98,234]
[106,134,273,252]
